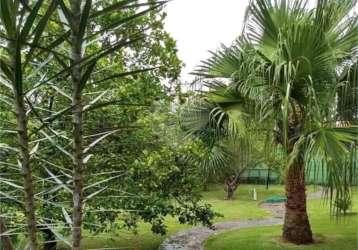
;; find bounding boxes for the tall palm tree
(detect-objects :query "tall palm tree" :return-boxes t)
[183,0,358,244]
[0,1,60,248]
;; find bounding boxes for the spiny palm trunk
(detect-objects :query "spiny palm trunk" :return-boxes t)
[10,41,39,250]
[70,1,85,249]
[0,215,14,250]
[282,160,313,244]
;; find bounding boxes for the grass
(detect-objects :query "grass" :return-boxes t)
[59,184,288,250]
[205,190,358,250]
[58,184,341,250]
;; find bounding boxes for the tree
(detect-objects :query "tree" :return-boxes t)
[1,1,216,249]
[53,0,185,248]
[183,0,358,244]
[0,0,62,248]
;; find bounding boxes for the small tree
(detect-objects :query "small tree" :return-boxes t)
[180,101,260,199]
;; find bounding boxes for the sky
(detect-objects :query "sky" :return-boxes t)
[164,0,250,83]
[164,0,358,83]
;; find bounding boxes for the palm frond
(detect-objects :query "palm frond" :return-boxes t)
[304,126,358,214]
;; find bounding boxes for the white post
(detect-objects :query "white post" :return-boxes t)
[253,188,257,201]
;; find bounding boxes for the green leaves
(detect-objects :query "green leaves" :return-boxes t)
[85,3,163,40]
[89,0,166,19]
[78,0,92,40]
[304,126,358,214]
[0,0,16,37]
[20,0,44,42]
[24,0,58,65]
[306,127,358,164]
[194,42,251,79]
[185,0,358,219]
[57,0,74,28]
[0,57,13,82]
[0,0,220,247]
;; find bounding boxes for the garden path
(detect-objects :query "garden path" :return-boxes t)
[159,189,323,250]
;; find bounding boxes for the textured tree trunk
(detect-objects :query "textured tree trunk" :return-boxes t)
[0,216,14,250]
[224,177,238,200]
[70,1,85,249]
[10,41,38,250]
[226,187,235,200]
[282,161,313,244]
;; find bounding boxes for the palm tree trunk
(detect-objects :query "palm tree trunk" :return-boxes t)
[70,1,85,249]
[0,215,14,250]
[10,41,38,250]
[282,160,313,244]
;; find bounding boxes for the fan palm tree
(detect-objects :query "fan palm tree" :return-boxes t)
[184,137,255,196]
[183,0,358,244]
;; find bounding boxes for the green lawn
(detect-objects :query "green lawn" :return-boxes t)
[59,184,288,250]
[57,184,339,250]
[205,190,358,250]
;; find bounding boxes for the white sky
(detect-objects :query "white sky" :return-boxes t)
[165,0,250,83]
[164,0,357,83]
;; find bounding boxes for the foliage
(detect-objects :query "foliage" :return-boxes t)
[0,0,214,248]
[181,0,358,215]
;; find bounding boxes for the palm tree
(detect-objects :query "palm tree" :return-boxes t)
[0,1,60,248]
[180,106,260,197]
[183,0,358,244]
[1,1,167,248]
[55,1,167,248]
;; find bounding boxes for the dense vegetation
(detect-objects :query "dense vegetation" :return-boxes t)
[0,0,357,250]
[181,0,357,245]
[0,1,215,249]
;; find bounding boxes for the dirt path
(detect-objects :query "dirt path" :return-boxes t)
[159,190,323,250]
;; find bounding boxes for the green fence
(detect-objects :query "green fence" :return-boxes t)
[239,168,280,184]
[241,165,356,185]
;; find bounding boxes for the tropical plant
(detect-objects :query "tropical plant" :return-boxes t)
[0,0,60,248]
[1,0,166,248]
[181,129,259,198]
[1,1,217,249]
[182,0,358,244]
